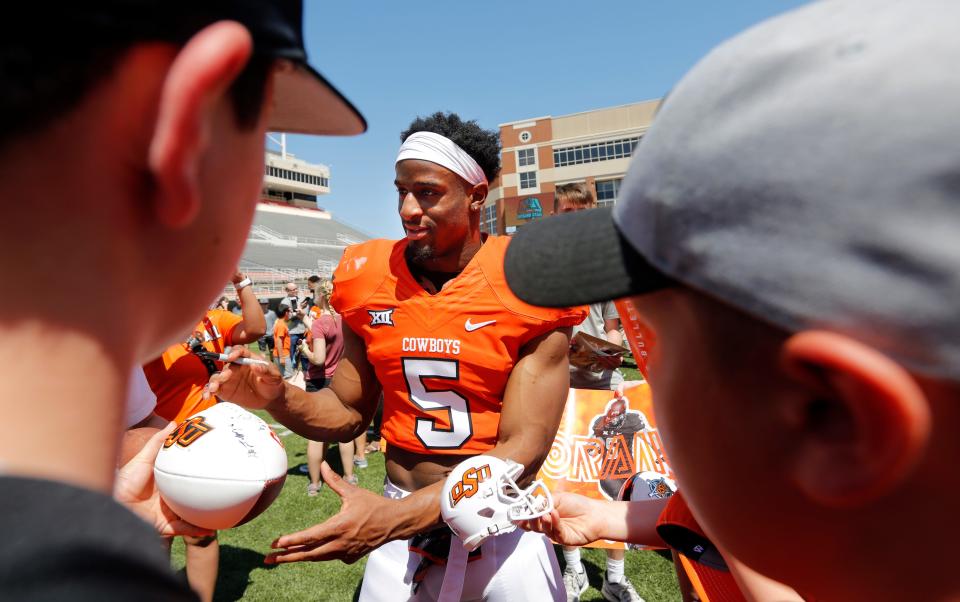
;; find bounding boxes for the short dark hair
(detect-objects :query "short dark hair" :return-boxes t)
[307,275,321,284]
[400,112,501,183]
[0,14,271,147]
[277,305,291,318]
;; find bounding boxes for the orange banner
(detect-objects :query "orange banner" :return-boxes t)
[537,383,674,549]
[614,298,656,379]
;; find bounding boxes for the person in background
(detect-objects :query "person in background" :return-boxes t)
[274,304,293,379]
[306,274,321,308]
[280,282,309,373]
[258,298,277,357]
[299,279,359,494]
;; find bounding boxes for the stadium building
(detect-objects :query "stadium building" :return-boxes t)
[226,146,369,299]
[483,99,661,235]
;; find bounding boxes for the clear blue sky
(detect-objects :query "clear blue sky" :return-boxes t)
[280,0,808,239]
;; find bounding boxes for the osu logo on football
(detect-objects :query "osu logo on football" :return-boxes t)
[164,416,214,449]
[448,464,492,507]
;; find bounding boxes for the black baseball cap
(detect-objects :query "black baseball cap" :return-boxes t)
[51,0,365,136]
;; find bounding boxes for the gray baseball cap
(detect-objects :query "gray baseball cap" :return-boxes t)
[505,0,960,379]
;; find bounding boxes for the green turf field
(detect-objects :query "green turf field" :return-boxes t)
[172,365,681,601]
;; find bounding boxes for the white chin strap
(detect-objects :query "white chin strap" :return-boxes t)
[396,131,488,186]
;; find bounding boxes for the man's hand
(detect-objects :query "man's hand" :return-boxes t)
[204,347,284,410]
[265,463,395,565]
[230,270,245,285]
[115,422,214,538]
[514,491,610,547]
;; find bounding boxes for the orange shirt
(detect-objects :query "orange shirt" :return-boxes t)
[273,318,290,358]
[331,237,586,455]
[144,309,242,423]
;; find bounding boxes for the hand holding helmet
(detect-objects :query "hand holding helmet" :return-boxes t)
[440,455,553,551]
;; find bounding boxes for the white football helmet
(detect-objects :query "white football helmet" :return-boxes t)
[440,455,553,552]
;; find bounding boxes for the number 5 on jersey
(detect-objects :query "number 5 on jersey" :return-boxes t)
[402,358,474,449]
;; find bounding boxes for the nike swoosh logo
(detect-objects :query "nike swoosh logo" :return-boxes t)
[464,318,496,332]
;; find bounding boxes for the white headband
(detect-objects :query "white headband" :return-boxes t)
[396,131,488,186]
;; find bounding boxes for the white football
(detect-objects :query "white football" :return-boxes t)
[154,402,288,530]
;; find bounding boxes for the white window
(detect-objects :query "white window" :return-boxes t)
[595,178,623,207]
[517,148,536,168]
[553,137,641,168]
[483,205,498,234]
[519,171,537,190]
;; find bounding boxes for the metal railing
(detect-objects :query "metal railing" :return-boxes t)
[249,225,294,241]
[224,260,338,299]
[248,226,348,249]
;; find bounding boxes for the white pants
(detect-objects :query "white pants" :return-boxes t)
[358,480,564,602]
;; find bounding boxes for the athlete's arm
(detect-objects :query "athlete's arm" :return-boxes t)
[206,322,380,442]
[229,272,266,344]
[492,326,574,480]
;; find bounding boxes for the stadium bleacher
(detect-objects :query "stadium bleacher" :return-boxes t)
[252,205,367,242]
[228,203,373,299]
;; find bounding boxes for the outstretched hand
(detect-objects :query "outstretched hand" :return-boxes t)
[114,422,214,538]
[265,462,395,565]
[204,347,284,410]
[514,491,610,547]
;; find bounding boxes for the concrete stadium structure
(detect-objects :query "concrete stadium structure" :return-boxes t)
[224,148,370,300]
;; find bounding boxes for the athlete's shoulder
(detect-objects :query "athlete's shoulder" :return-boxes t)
[208,309,240,329]
[476,236,587,326]
[331,239,405,312]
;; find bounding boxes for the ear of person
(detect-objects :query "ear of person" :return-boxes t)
[146,21,255,229]
[778,330,931,507]
[470,183,488,208]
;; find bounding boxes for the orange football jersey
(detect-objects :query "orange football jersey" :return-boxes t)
[331,236,586,455]
[144,309,241,423]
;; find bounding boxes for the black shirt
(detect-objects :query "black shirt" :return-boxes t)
[0,476,197,601]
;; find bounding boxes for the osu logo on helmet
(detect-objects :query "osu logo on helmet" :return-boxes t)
[164,416,214,449]
[448,463,492,507]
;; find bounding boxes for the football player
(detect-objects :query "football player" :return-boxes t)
[208,112,586,601]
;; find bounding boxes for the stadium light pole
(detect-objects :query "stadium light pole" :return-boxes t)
[266,132,287,159]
